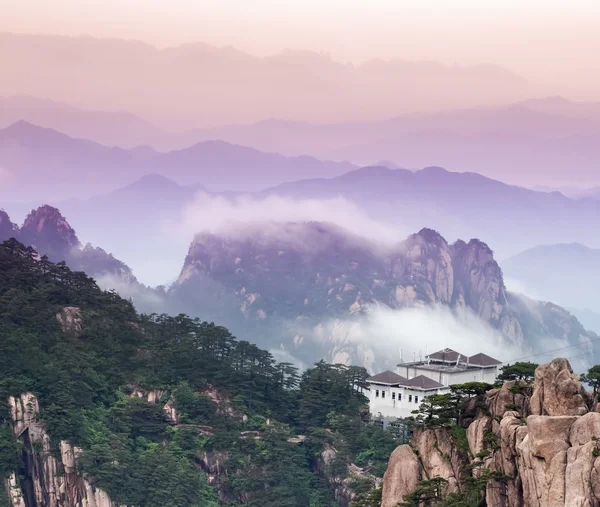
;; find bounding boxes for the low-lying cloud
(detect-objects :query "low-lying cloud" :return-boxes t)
[165,192,406,246]
[296,304,522,373]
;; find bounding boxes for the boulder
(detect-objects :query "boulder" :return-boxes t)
[381,445,421,507]
[530,359,588,416]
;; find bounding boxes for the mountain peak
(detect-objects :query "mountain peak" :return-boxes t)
[20,205,80,259]
[119,173,181,193]
[0,209,19,242]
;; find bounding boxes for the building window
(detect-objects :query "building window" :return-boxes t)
[381,391,385,399]
[392,392,395,400]
[408,395,412,402]
[398,393,402,401]
[415,396,419,403]
[375,390,379,398]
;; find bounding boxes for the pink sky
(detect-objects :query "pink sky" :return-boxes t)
[3,0,600,101]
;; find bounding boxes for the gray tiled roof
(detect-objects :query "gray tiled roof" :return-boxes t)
[403,375,445,390]
[426,348,464,363]
[468,353,501,366]
[366,370,408,385]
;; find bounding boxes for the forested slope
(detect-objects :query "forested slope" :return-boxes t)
[0,239,393,507]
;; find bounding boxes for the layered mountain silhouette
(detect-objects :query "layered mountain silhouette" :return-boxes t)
[6,164,600,283]
[260,165,600,259]
[0,32,529,128]
[169,222,597,369]
[3,204,595,369]
[0,121,356,199]
[3,93,600,185]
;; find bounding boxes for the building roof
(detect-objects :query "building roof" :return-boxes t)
[426,348,464,363]
[403,375,445,390]
[366,370,408,385]
[468,353,502,367]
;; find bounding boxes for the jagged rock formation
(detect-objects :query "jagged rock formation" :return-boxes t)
[381,359,600,507]
[0,206,139,287]
[171,223,598,367]
[530,358,589,416]
[19,205,80,259]
[5,393,117,507]
[0,209,18,242]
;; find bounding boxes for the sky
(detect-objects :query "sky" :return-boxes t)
[3,0,600,101]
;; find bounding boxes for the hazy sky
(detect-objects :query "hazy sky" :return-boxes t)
[3,0,600,100]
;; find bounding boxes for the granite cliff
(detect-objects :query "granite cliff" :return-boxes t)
[171,223,597,368]
[381,358,600,507]
[4,393,117,507]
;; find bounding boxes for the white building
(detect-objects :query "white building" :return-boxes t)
[367,348,501,423]
[366,370,449,420]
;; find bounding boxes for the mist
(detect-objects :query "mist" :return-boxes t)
[166,191,404,247]
[300,304,521,373]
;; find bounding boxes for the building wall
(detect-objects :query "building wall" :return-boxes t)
[396,365,499,386]
[367,383,449,419]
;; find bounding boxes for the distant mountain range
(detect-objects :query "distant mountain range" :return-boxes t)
[504,243,600,313]
[260,165,600,259]
[0,32,530,128]
[0,121,356,199]
[2,93,600,185]
[5,163,600,287]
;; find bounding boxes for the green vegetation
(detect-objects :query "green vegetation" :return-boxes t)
[496,362,538,383]
[0,239,397,506]
[580,365,600,399]
[410,382,493,429]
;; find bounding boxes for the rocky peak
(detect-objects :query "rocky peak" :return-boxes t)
[392,227,454,304]
[0,209,19,242]
[20,205,80,260]
[451,237,507,323]
[172,222,597,366]
[530,358,589,416]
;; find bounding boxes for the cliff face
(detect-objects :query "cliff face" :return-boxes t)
[381,359,600,507]
[171,223,597,367]
[5,393,117,507]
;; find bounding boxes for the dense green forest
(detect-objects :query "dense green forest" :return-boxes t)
[0,239,397,506]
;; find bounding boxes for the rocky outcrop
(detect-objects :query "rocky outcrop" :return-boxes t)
[130,387,179,424]
[313,443,381,507]
[487,380,532,420]
[530,358,589,416]
[451,239,507,324]
[56,306,83,336]
[380,426,470,506]
[381,359,600,507]
[381,445,421,507]
[5,393,118,507]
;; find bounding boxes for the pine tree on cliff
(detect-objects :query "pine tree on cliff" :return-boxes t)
[580,365,600,399]
[496,361,538,383]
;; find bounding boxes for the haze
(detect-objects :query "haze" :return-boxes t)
[3,1,600,125]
